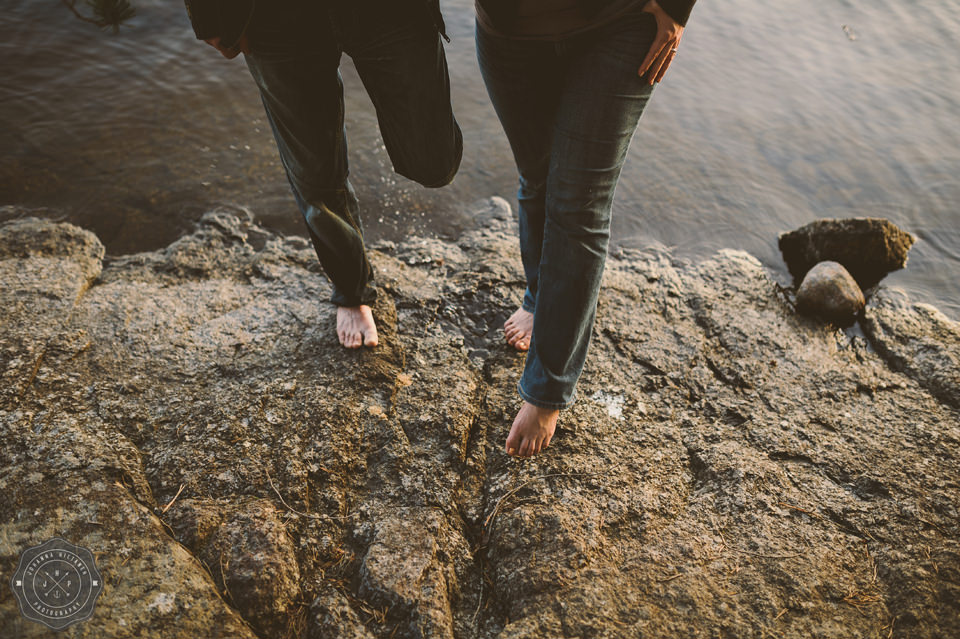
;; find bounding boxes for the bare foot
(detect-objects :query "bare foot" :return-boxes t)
[337,305,378,349]
[504,307,533,352]
[505,402,559,458]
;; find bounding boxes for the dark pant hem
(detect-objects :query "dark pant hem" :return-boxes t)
[518,381,575,410]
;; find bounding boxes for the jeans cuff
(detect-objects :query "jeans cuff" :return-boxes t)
[522,289,536,313]
[331,286,378,308]
[517,381,575,410]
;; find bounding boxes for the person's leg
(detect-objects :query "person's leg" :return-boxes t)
[476,25,564,353]
[244,2,378,347]
[476,27,570,456]
[512,10,660,456]
[336,0,463,189]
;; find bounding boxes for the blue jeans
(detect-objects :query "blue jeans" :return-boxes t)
[244,0,462,306]
[477,9,658,409]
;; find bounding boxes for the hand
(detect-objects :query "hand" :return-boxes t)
[637,0,684,85]
[203,34,250,60]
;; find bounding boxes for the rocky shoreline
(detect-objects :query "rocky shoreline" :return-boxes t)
[1,199,957,638]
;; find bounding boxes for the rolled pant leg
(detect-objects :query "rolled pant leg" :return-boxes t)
[244,4,376,307]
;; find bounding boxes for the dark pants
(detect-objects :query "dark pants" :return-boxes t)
[477,8,658,409]
[244,0,462,306]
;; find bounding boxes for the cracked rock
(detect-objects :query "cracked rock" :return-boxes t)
[1,203,957,639]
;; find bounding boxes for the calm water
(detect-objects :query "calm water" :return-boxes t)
[1,0,957,318]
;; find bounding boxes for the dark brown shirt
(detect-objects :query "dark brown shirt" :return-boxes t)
[476,0,647,39]
[476,0,696,39]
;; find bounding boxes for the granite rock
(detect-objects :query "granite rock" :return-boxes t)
[1,202,957,639]
[165,497,304,637]
[862,288,960,410]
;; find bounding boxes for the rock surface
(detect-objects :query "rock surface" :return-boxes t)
[862,288,960,411]
[778,218,916,289]
[796,261,865,325]
[1,201,958,639]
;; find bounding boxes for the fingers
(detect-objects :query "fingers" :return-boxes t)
[638,39,675,85]
[643,43,668,85]
[643,42,678,86]
[637,0,684,84]
[637,41,660,80]
[654,47,679,84]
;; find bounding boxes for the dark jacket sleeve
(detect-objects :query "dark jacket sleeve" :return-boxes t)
[183,0,255,48]
[657,0,696,26]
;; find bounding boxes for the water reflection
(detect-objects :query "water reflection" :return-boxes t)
[0,0,956,318]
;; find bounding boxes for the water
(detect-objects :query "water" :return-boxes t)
[1,0,957,318]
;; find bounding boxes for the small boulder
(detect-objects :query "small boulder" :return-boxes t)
[796,261,865,325]
[778,218,915,289]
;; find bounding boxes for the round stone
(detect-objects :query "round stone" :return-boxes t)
[796,260,866,324]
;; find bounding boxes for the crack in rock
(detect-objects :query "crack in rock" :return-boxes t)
[1,203,958,638]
